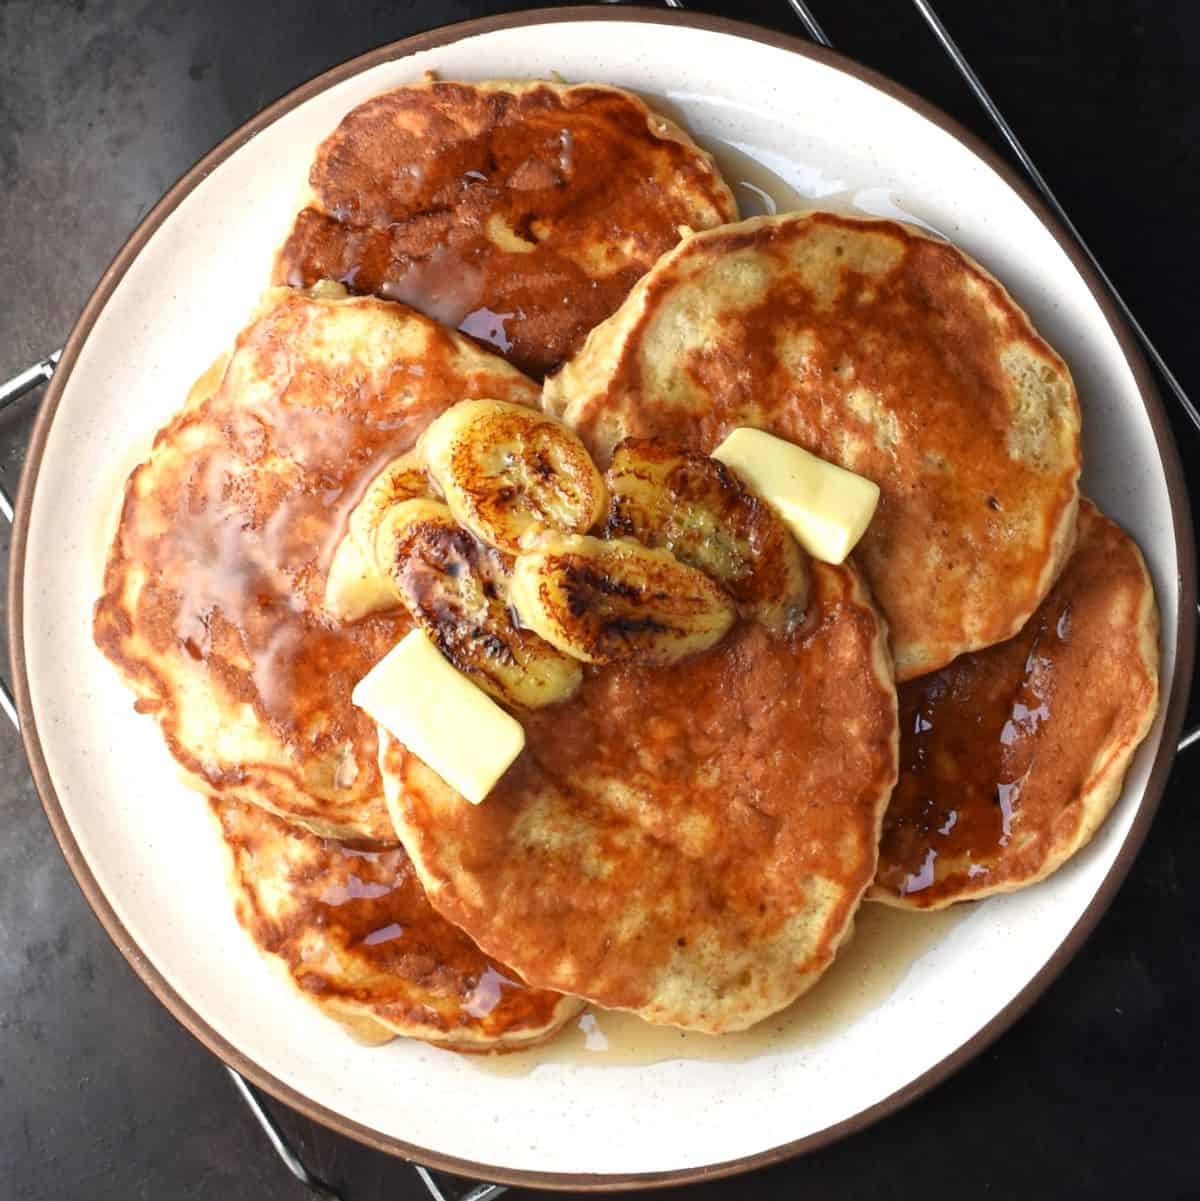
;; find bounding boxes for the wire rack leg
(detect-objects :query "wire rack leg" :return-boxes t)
[230,1067,506,1201]
[786,0,832,47]
[226,1068,343,1200]
[413,1164,507,1201]
[0,350,60,414]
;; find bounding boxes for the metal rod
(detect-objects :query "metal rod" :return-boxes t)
[0,357,34,729]
[0,350,61,415]
[413,1167,450,1201]
[787,0,833,47]
[905,0,1200,436]
[0,348,56,522]
[458,1182,508,1201]
[226,1068,342,1200]
[0,351,36,728]
[0,677,18,732]
[413,1166,506,1201]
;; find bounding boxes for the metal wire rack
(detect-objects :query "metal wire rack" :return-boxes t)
[2,2,1196,1197]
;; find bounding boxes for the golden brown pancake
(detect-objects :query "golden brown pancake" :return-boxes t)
[94,287,539,842]
[382,559,898,1033]
[544,212,1082,681]
[214,799,582,1050]
[273,80,737,379]
[872,500,1159,909]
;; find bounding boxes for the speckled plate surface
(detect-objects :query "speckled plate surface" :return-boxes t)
[10,9,1194,1190]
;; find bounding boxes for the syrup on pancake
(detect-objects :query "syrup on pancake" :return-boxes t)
[274,80,737,378]
[94,288,540,842]
[873,500,1159,908]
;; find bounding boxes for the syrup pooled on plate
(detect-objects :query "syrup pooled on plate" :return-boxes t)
[474,902,963,1074]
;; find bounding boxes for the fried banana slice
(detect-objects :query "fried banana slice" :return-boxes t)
[605,437,810,634]
[325,451,430,622]
[420,399,607,553]
[375,498,581,709]
[510,532,736,666]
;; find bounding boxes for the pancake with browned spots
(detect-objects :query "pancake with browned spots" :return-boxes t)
[872,500,1159,909]
[544,212,1082,681]
[382,558,898,1033]
[273,80,737,379]
[214,799,581,1050]
[93,287,539,842]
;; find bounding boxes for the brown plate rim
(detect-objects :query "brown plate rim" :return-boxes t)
[8,5,1196,1191]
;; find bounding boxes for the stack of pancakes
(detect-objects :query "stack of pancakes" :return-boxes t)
[94,78,1159,1051]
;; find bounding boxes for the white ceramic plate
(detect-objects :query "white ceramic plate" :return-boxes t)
[12,9,1195,1190]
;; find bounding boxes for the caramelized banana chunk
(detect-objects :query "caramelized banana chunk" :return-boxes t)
[510,532,736,666]
[325,451,430,622]
[605,438,810,634]
[376,498,581,709]
[420,399,606,553]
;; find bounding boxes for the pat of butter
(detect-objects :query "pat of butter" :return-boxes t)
[712,428,880,565]
[351,630,524,804]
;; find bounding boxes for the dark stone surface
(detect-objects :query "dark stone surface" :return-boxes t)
[1,2,1197,1198]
